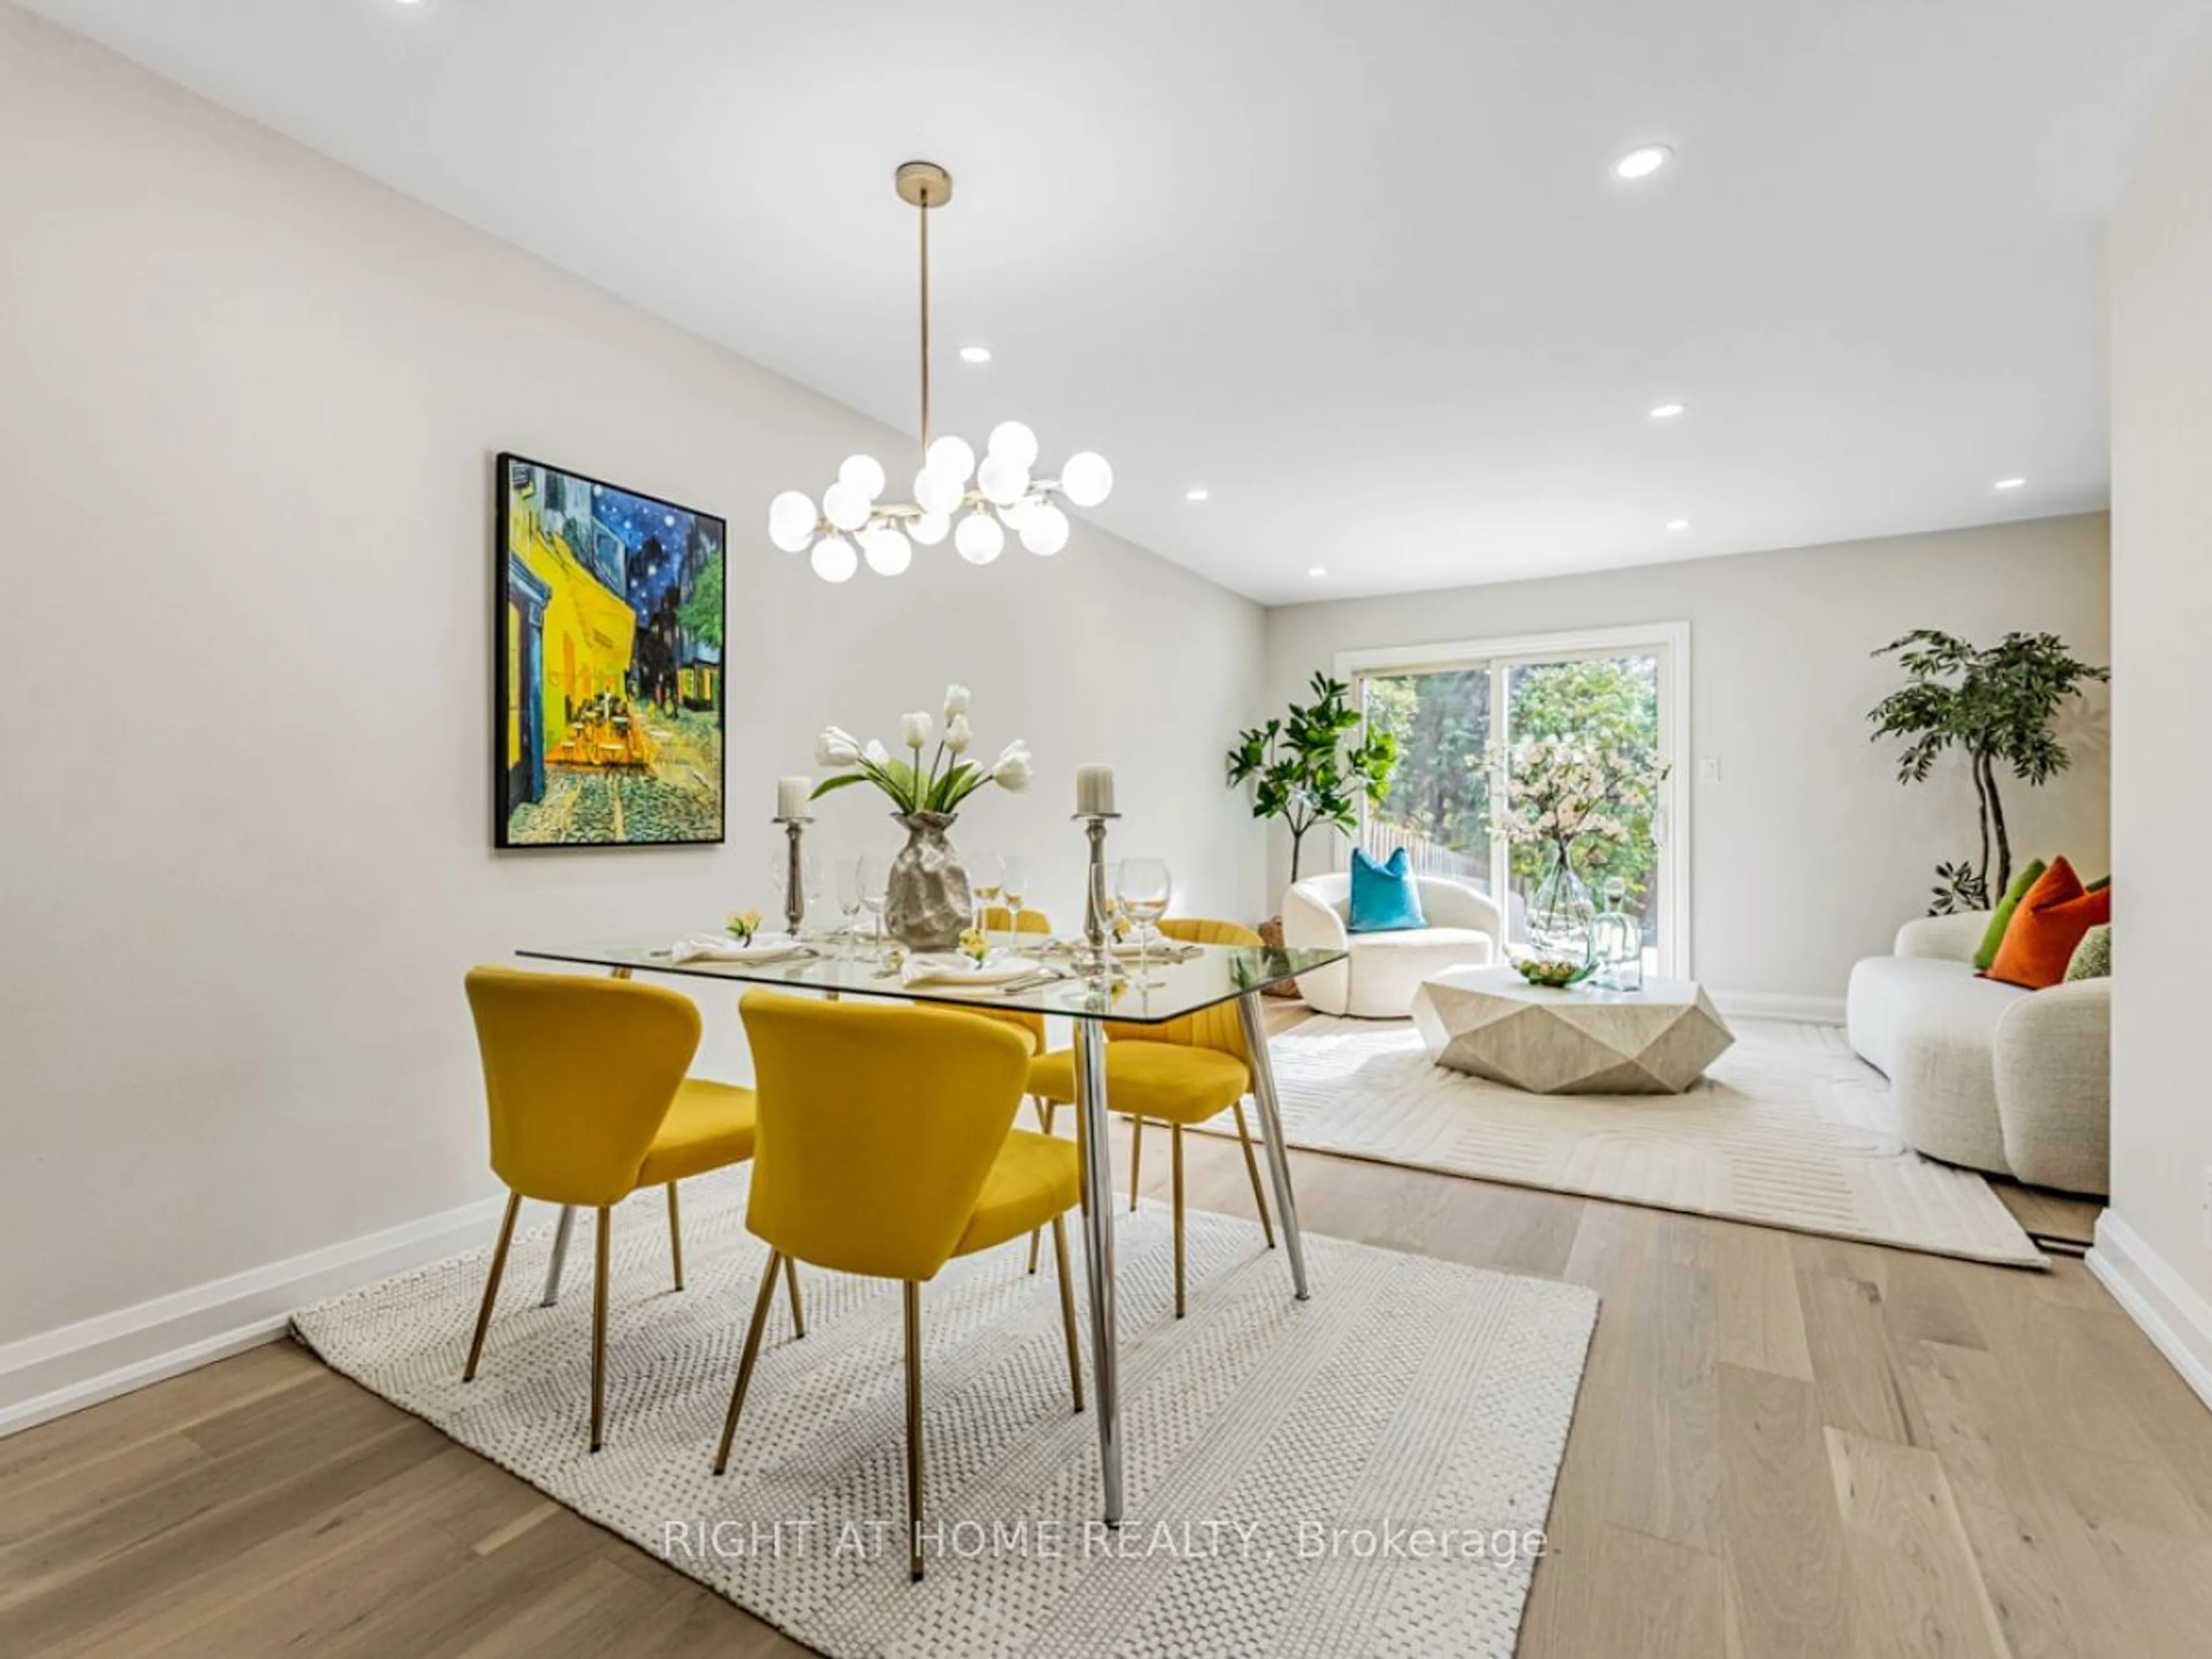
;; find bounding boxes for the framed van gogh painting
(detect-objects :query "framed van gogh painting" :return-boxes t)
[495,453,726,847]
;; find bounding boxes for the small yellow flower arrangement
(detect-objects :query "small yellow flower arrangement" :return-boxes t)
[725,908,763,945]
[957,926,990,967]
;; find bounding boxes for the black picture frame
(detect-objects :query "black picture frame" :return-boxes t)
[493,451,728,849]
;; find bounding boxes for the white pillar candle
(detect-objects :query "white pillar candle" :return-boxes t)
[777,775,812,819]
[1075,764,1116,816]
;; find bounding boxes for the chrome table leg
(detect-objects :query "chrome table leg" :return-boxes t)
[1073,1017,1124,1523]
[541,1204,576,1306]
[1237,991,1309,1300]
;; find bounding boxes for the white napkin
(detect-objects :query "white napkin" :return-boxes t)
[900,953,1044,989]
[669,933,809,965]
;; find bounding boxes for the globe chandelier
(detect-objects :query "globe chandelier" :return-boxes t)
[768,161,1113,582]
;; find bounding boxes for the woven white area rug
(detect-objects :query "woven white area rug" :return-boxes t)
[293,1169,1597,1659]
[1234,1015,2042,1267]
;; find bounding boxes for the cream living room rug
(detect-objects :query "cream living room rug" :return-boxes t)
[1233,1016,2043,1267]
[293,1169,1597,1659]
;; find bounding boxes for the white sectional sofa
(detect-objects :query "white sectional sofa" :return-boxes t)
[1281,873,1503,1018]
[1845,911,2109,1194]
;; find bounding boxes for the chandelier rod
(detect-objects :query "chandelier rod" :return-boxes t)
[918,180,931,456]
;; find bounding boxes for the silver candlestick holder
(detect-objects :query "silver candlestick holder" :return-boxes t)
[1075,811,1122,969]
[772,815,812,938]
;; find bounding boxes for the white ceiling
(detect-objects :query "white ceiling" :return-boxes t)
[24,0,2211,604]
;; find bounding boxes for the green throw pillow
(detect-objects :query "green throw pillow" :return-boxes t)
[2065,923,2111,982]
[1976,859,2047,970]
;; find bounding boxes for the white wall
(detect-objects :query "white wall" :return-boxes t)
[0,6,1264,1377]
[2099,53,2212,1400]
[1263,516,2112,1005]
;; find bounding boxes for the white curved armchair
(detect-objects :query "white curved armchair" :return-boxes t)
[1282,872,1505,1018]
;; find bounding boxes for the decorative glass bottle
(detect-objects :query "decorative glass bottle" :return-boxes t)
[1593,876,1643,992]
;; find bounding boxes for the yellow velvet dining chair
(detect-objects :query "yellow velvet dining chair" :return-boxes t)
[460,967,801,1452]
[1027,918,1275,1319]
[711,991,1084,1583]
[949,904,1066,1277]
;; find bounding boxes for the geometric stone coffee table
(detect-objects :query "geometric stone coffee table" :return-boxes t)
[1409,965,1736,1094]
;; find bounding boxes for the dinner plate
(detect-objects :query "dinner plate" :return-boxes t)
[900,952,1046,988]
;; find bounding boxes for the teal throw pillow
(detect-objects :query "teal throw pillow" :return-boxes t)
[1348,846,1427,933]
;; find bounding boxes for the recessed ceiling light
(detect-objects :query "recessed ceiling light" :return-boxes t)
[1185,488,1210,502]
[1649,402,1687,421]
[1666,519,1691,532]
[958,344,991,363]
[1994,476,2027,490]
[1308,566,1327,577]
[1614,145,1673,180]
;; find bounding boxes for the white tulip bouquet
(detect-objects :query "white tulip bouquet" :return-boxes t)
[813,684,1033,814]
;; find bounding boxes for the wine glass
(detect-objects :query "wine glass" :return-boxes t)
[858,854,891,961]
[1001,855,1028,946]
[800,852,824,944]
[1086,859,1122,975]
[835,859,865,957]
[1118,858,1172,987]
[969,850,1003,936]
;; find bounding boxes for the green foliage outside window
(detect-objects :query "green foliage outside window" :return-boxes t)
[1363,658,1663,910]
[1503,660,1661,904]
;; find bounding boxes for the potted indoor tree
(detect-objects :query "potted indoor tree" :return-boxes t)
[1867,629,2108,912]
[1228,673,1398,978]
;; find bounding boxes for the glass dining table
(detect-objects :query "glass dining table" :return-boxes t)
[514,934,1345,1525]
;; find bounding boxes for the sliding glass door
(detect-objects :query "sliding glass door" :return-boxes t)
[1351,626,1685,976]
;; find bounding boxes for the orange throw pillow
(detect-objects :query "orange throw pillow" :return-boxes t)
[1984,857,2111,990]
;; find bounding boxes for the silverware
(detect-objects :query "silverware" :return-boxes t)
[994,968,1071,994]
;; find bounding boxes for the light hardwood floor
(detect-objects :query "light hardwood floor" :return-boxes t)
[2,1021,2206,1657]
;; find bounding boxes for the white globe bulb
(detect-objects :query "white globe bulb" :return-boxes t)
[860,527,912,577]
[822,480,870,533]
[978,453,1029,507]
[768,490,817,552]
[910,510,950,546]
[955,512,1005,565]
[838,453,887,500]
[914,466,964,516]
[925,434,976,484]
[987,420,1039,471]
[810,535,858,583]
[1059,451,1113,507]
[1020,502,1071,556]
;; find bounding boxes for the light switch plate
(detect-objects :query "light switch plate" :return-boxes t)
[1697,758,1721,784]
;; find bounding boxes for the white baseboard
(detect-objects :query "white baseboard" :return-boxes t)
[0,1191,512,1438]
[2087,1212,2212,1415]
[1711,990,1847,1026]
